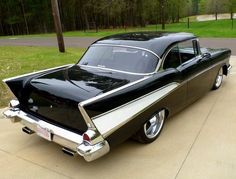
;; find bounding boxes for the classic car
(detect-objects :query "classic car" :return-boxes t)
[3,32,232,162]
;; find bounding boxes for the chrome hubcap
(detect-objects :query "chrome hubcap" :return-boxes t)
[215,68,223,88]
[144,110,165,139]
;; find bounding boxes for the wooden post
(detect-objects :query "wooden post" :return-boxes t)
[187,17,190,29]
[232,18,234,29]
[51,0,65,53]
[215,3,218,21]
[160,0,165,30]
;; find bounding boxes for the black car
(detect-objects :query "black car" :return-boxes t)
[3,32,232,161]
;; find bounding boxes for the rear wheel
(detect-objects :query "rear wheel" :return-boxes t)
[212,67,223,90]
[134,110,166,144]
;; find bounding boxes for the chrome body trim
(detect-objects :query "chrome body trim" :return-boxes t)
[3,64,73,83]
[3,106,110,162]
[78,104,96,129]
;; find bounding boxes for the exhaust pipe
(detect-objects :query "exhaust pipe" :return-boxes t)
[22,127,35,135]
[62,147,77,157]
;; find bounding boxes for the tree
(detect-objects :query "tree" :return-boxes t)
[0,0,199,36]
[51,0,65,52]
[192,0,199,15]
[159,0,166,30]
[19,0,29,34]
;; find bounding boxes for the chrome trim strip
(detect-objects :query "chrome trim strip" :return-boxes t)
[92,82,179,138]
[3,64,73,83]
[78,105,96,129]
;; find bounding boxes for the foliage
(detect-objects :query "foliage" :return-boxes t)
[0,0,189,35]
[0,19,235,38]
[0,0,235,36]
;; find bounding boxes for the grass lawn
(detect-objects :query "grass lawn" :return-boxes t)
[0,46,85,107]
[0,19,235,38]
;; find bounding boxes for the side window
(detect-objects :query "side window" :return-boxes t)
[178,40,197,63]
[163,45,181,69]
[163,39,199,70]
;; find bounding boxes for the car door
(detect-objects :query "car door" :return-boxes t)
[177,40,212,105]
[162,45,187,115]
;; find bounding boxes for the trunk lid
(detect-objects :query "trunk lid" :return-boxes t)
[7,65,140,134]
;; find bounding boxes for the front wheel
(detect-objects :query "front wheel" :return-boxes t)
[212,67,223,90]
[134,110,166,144]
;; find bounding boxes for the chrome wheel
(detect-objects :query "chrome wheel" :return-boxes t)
[144,110,165,139]
[215,68,223,87]
[213,68,224,89]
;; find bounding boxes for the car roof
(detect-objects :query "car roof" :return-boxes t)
[93,31,196,58]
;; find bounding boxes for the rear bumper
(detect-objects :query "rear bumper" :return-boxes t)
[3,105,110,162]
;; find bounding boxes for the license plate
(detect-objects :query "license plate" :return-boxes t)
[36,125,52,141]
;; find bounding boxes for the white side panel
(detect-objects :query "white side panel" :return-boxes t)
[92,83,179,137]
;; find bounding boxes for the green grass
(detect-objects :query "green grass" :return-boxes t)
[1,19,235,39]
[0,46,85,107]
[159,19,236,37]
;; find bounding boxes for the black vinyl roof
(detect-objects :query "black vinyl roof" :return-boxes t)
[93,32,196,57]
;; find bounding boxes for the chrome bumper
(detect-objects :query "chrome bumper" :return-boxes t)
[228,65,232,74]
[3,107,110,162]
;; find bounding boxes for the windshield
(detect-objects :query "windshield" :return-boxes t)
[78,46,159,74]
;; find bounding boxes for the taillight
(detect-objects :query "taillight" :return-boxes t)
[83,133,91,144]
[82,129,103,145]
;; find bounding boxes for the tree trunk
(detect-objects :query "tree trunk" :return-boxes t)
[215,4,218,21]
[0,20,3,35]
[10,24,14,35]
[231,8,233,20]
[51,0,65,53]
[177,1,180,23]
[19,0,29,34]
[160,0,165,30]
[43,22,48,33]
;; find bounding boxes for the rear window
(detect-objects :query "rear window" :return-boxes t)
[78,46,159,74]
